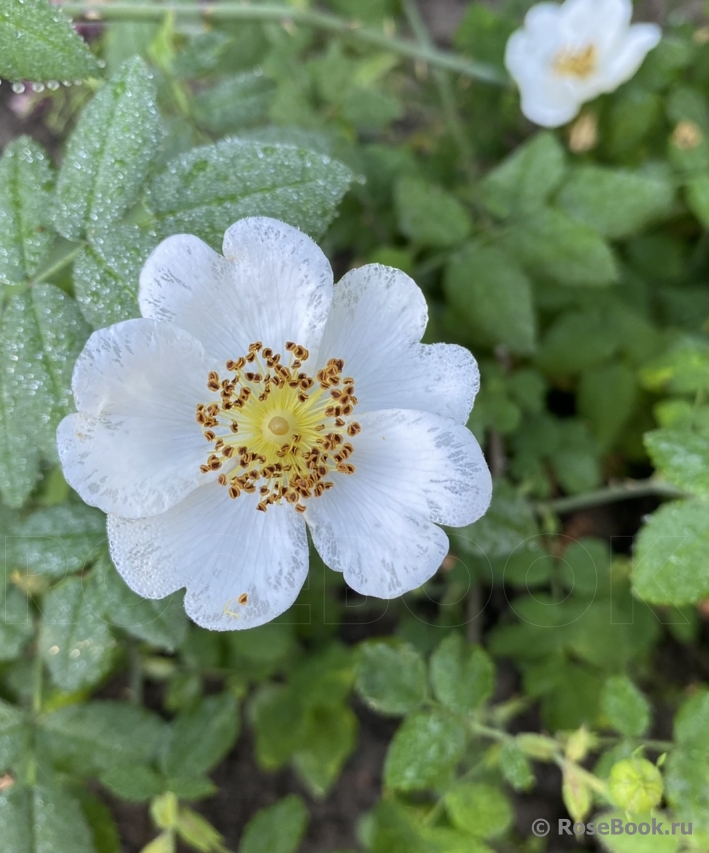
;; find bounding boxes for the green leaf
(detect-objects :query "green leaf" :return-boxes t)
[239,795,309,853]
[73,224,157,328]
[39,576,115,691]
[394,176,471,248]
[536,310,619,375]
[504,207,618,287]
[148,139,353,246]
[596,811,680,852]
[444,242,536,354]
[556,164,675,239]
[74,787,121,853]
[429,634,494,713]
[384,709,467,792]
[578,362,637,451]
[0,699,30,772]
[455,479,537,559]
[444,783,513,838]
[160,691,240,779]
[498,741,534,792]
[480,131,566,219]
[685,174,709,227]
[100,764,165,802]
[90,552,188,649]
[193,72,276,135]
[640,340,709,395]
[54,56,161,241]
[645,424,709,497]
[293,704,358,797]
[0,0,99,82]
[41,700,166,776]
[0,285,90,505]
[0,782,94,853]
[633,499,709,605]
[250,684,308,770]
[0,137,54,287]
[600,676,651,738]
[665,690,709,831]
[354,639,427,716]
[7,504,105,578]
[0,587,34,662]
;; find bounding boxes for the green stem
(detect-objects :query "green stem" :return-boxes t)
[597,736,674,753]
[58,2,508,85]
[536,479,688,516]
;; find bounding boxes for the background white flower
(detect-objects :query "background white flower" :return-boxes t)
[58,218,492,631]
[505,0,662,127]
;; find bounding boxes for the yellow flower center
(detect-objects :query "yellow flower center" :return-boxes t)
[197,341,360,514]
[552,44,597,79]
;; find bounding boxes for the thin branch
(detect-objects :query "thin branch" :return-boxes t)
[57,2,509,85]
[536,479,688,516]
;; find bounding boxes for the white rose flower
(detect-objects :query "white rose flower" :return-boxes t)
[505,0,662,127]
[58,218,492,630]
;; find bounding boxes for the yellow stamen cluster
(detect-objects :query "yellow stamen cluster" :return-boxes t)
[196,341,361,514]
[552,43,597,79]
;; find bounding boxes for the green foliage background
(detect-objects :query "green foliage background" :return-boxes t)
[0,0,708,850]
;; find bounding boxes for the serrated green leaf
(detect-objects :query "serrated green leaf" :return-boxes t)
[504,207,618,287]
[0,285,90,506]
[148,139,353,246]
[0,699,30,772]
[193,72,276,135]
[394,177,471,248]
[41,700,166,776]
[429,634,494,713]
[249,684,308,770]
[601,676,651,738]
[100,764,165,802]
[578,362,637,451]
[633,499,709,605]
[557,164,675,239]
[456,479,537,559]
[0,782,94,853]
[7,504,105,578]
[640,340,709,395]
[0,0,99,82]
[39,576,115,691]
[384,709,467,792]
[160,691,239,779]
[444,783,512,838]
[0,587,33,662]
[0,137,54,287]
[354,640,426,716]
[73,224,157,328]
[536,310,620,375]
[499,740,534,792]
[665,690,709,832]
[293,704,358,796]
[239,795,308,853]
[89,552,187,649]
[645,424,709,497]
[444,241,536,354]
[54,56,161,240]
[480,131,566,219]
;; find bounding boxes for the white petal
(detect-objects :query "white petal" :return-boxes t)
[108,482,309,630]
[524,4,563,44]
[316,264,478,418]
[139,218,333,364]
[306,409,492,598]
[58,319,220,518]
[598,24,661,91]
[505,32,581,128]
[582,0,632,54]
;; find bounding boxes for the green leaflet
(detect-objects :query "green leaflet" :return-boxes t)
[0,782,94,853]
[39,576,115,691]
[54,56,162,241]
[0,285,90,507]
[0,137,55,288]
[0,0,98,83]
[148,139,353,246]
[239,795,309,853]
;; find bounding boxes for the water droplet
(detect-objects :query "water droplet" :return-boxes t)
[97,59,106,69]
[11,82,25,94]
[31,82,45,93]
[47,80,59,91]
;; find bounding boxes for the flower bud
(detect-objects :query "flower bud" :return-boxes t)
[608,757,663,813]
